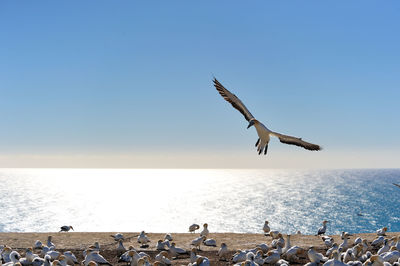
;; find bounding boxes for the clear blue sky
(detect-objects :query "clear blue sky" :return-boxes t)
[0,1,399,168]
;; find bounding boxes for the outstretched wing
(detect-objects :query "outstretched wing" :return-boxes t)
[213,78,255,122]
[271,132,322,151]
[393,183,400,189]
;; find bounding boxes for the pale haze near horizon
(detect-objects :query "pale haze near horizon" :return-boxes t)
[0,1,399,169]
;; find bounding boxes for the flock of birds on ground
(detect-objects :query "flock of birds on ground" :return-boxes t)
[1,222,400,266]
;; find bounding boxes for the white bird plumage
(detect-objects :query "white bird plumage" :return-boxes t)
[199,224,209,238]
[137,231,150,247]
[214,78,322,155]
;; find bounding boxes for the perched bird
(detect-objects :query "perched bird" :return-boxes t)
[190,248,202,264]
[32,256,47,266]
[126,250,150,266]
[57,255,68,266]
[268,230,281,239]
[116,239,127,256]
[191,236,206,251]
[307,246,328,264]
[63,251,78,265]
[381,247,400,264]
[263,221,270,234]
[169,243,187,258]
[392,236,400,250]
[351,244,364,258]
[46,250,61,260]
[164,234,173,241]
[244,252,258,266]
[362,239,369,254]
[323,250,346,266]
[354,237,363,245]
[83,251,111,266]
[34,240,43,249]
[340,231,353,240]
[340,231,352,239]
[378,239,390,255]
[155,251,171,265]
[317,221,329,236]
[118,246,136,263]
[203,238,217,247]
[89,242,100,252]
[137,231,150,248]
[156,240,168,251]
[232,250,247,263]
[47,236,56,249]
[284,245,302,262]
[256,243,269,253]
[271,233,285,248]
[40,245,55,257]
[326,243,339,258]
[264,250,281,264]
[338,233,351,252]
[217,243,229,261]
[364,254,386,266]
[322,236,334,248]
[372,236,385,247]
[200,224,209,238]
[110,233,124,241]
[254,250,265,265]
[3,251,21,266]
[24,248,39,263]
[377,227,388,236]
[59,226,74,232]
[189,224,200,233]
[192,256,210,266]
[343,249,355,263]
[283,235,302,261]
[213,78,322,155]
[359,251,372,263]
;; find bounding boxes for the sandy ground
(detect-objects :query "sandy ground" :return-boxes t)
[0,232,398,265]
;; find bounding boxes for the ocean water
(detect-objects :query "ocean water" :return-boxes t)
[0,168,399,235]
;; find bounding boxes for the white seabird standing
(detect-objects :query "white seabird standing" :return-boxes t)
[116,239,127,256]
[191,236,206,251]
[317,220,329,236]
[137,231,150,248]
[217,243,229,261]
[47,236,56,249]
[214,78,322,155]
[200,224,209,238]
[263,221,270,234]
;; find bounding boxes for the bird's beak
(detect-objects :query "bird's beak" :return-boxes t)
[247,121,254,129]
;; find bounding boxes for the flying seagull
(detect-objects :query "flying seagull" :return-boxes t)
[213,78,322,155]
